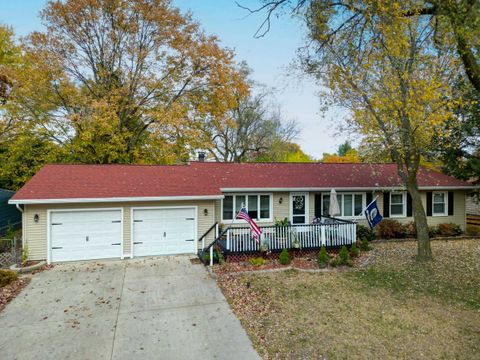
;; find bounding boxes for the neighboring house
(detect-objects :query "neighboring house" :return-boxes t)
[0,189,22,236]
[9,162,474,263]
[466,194,480,215]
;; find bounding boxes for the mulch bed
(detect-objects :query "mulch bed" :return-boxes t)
[213,251,372,275]
[0,276,31,312]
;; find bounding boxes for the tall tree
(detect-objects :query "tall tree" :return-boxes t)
[301,0,459,260]
[0,25,25,140]
[15,0,246,164]
[203,64,300,162]
[245,0,480,180]
[243,0,480,93]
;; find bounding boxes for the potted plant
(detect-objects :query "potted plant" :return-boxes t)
[275,217,290,248]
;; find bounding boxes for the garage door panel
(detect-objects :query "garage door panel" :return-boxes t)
[133,208,196,257]
[50,210,122,262]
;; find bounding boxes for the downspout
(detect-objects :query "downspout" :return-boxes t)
[16,204,25,249]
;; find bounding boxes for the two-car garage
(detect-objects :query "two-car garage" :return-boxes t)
[49,207,197,263]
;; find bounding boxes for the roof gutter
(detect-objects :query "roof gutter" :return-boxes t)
[220,186,477,192]
[8,194,224,205]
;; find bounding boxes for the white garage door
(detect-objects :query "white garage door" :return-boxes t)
[133,207,196,257]
[50,210,122,262]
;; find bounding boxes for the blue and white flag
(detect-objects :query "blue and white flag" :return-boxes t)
[364,199,383,229]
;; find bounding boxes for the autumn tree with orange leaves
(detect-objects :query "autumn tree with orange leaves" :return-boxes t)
[14,0,247,164]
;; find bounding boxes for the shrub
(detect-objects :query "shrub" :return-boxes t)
[376,219,407,239]
[404,221,417,237]
[279,248,290,265]
[317,247,330,268]
[350,242,360,257]
[356,224,375,242]
[203,253,210,264]
[436,223,462,237]
[359,238,372,251]
[428,225,438,237]
[249,257,265,266]
[338,245,350,265]
[329,257,338,267]
[0,269,17,287]
[329,246,352,267]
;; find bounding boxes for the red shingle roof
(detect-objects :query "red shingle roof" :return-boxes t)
[10,162,473,203]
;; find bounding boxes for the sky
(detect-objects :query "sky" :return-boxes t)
[0,0,348,159]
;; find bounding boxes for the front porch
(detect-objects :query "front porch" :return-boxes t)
[199,217,357,265]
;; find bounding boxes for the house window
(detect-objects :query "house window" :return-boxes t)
[291,193,308,224]
[222,194,271,221]
[321,193,364,218]
[433,192,447,216]
[390,192,406,217]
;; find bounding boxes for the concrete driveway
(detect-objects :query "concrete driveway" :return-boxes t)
[0,256,259,360]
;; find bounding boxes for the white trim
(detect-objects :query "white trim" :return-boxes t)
[16,204,25,249]
[390,192,407,218]
[432,191,448,217]
[220,193,273,223]
[220,186,476,192]
[10,187,474,205]
[47,207,124,264]
[289,192,309,224]
[9,195,224,205]
[130,205,198,258]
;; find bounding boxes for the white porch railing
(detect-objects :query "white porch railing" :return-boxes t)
[225,222,357,253]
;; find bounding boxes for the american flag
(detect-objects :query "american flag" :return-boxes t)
[236,207,262,241]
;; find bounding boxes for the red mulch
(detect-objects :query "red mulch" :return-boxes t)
[213,251,372,274]
[0,276,31,312]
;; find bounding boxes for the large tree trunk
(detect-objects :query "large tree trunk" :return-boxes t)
[407,180,432,260]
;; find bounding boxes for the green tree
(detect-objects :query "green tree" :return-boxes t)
[337,140,352,157]
[254,141,312,162]
[0,130,63,190]
[0,25,25,139]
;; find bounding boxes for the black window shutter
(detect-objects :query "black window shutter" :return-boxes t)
[448,192,454,215]
[383,192,390,218]
[426,192,433,216]
[314,194,322,218]
[366,192,373,206]
[407,193,413,217]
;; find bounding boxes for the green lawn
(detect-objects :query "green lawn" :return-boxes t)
[217,240,480,359]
